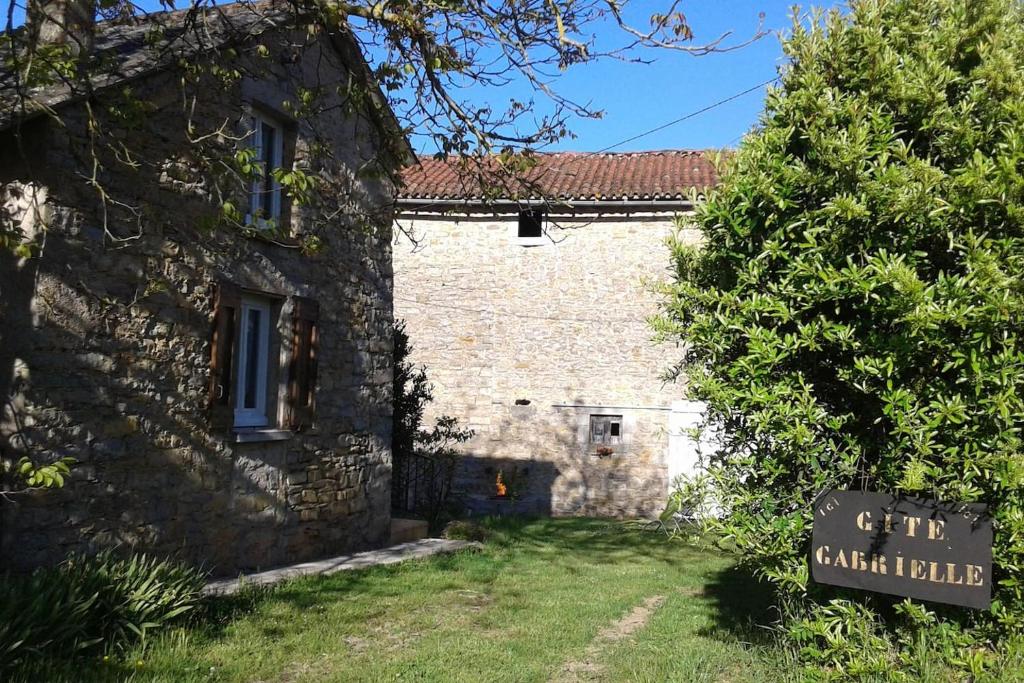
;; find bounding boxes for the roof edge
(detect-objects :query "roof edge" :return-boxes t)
[395,197,696,214]
[328,25,414,167]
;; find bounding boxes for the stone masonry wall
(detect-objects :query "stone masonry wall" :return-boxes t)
[393,210,700,517]
[0,30,396,574]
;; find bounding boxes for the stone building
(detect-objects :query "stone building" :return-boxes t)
[0,2,408,573]
[393,152,715,518]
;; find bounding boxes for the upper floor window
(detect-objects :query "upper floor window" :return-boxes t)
[249,114,284,225]
[518,209,544,239]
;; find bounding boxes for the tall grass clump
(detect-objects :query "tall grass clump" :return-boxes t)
[0,550,206,674]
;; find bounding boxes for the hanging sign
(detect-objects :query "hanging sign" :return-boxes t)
[811,490,992,609]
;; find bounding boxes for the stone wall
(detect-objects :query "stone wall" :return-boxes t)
[393,209,700,517]
[0,29,397,574]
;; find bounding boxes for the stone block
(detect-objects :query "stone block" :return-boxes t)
[101,416,139,438]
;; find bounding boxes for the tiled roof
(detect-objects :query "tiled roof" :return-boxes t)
[399,150,718,202]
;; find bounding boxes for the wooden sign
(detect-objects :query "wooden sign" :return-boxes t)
[811,490,992,609]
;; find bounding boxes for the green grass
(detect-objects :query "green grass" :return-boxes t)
[21,518,797,682]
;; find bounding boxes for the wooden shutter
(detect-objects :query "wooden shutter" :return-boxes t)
[209,280,241,431]
[287,296,319,431]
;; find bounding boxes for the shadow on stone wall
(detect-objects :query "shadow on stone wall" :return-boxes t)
[0,32,400,576]
[549,394,668,518]
[454,455,559,517]
[0,232,41,554]
[0,208,388,577]
[450,395,667,519]
[450,394,583,518]
[0,229,285,574]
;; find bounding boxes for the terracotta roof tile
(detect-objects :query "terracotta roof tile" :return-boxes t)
[399,150,718,202]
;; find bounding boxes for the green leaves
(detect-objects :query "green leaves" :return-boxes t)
[10,456,75,489]
[0,551,206,674]
[233,147,259,179]
[657,0,1024,677]
[272,166,318,207]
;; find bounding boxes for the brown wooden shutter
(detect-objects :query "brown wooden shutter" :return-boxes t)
[209,280,241,431]
[287,296,319,431]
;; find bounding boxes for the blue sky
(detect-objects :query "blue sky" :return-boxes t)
[539,1,803,153]
[393,1,841,154]
[515,1,847,153]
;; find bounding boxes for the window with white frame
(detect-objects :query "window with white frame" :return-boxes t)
[209,282,320,436]
[249,114,284,225]
[234,296,272,427]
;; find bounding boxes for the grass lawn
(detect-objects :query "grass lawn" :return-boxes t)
[30,518,796,682]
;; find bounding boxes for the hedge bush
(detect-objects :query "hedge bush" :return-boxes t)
[658,0,1024,678]
[0,551,206,674]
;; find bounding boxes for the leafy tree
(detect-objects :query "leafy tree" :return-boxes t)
[657,0,1024,677]
[391,319,432,467]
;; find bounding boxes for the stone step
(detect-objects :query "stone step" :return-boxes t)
[390,517,430,544]
[203,538,481,596]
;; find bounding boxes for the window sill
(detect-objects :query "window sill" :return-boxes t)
[515,237,546,247]
[232,429,294,443]
[243,227,301,249]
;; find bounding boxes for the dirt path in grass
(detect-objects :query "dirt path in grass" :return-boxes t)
[553,594,666,682]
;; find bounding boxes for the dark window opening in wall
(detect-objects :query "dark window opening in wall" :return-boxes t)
[590,415,623,445]
[518,209,544,238]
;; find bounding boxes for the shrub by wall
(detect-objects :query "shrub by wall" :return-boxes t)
[657,0,1024,678]
[392,320,473,530]
[0,551,206,675]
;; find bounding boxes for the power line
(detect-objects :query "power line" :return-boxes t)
[595,75,779,153]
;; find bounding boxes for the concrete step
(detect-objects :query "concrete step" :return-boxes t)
[204,538,482,596]
[390,517,430,544]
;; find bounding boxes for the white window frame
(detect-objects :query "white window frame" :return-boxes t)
[248,114,284,227]
[234,296,272,428]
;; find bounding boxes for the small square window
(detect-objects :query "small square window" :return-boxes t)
[590,415,623,445]
[234,296,273,427]
[518,209,544,239]
[249,115,284,225]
